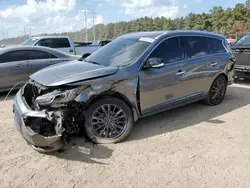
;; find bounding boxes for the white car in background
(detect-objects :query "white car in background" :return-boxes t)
[22,36,110,56]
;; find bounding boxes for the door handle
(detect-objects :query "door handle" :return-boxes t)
[69,49,73,53]
[210,62,218,67]
[15,63,26,67]
[176,70,185,76]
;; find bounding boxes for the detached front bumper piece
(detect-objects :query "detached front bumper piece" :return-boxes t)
[13,90,64,153]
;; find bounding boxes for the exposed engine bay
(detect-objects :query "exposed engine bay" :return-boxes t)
[20,80,88,151]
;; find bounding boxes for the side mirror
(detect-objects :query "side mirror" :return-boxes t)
[144,57,164,69]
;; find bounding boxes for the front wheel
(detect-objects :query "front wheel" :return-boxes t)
[84,97,134,144]
[203,75,227,106]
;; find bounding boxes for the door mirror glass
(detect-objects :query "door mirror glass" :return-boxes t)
[144,57,164,69]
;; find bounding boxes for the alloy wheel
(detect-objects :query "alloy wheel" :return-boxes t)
[211,77,226,103]
[91,104,127,139]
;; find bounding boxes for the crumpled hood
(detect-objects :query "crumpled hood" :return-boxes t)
[30,60,119,87]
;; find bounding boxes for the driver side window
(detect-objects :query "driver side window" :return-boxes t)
[148,37,182,64]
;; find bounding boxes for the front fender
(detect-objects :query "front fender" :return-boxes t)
[73,77,140,121]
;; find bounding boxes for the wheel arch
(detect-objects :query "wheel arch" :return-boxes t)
[84,90,139,122]
[216,72,228,84]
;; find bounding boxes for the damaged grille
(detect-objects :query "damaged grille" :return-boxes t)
[25,117,57,137]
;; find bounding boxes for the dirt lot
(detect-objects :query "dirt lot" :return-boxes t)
[1,83,250,188]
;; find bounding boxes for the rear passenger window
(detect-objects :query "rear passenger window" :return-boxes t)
[207,38,227,54]
[53,38,71,48]
[149,37,182,63]
[185,36,211,58]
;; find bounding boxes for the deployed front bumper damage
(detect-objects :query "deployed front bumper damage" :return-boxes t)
[13,90,65,152]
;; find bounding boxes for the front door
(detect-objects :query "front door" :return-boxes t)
[139,37,187,115]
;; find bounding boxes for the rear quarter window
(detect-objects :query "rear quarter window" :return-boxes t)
[207,38,227,54]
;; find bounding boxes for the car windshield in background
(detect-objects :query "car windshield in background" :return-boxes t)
[234,34,250,46]
[22,38,38,46]
[85,37,152,67]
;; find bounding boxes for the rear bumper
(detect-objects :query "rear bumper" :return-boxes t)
[13,89,64,152]
[227,69,234,85]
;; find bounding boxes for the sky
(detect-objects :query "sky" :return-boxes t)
[0,0,246,38]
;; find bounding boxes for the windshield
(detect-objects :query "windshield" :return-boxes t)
[234,34,250,46]
[22,38,38,46]
[85,37,152,67]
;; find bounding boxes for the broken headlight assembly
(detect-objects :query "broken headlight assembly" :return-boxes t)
[35,86,89,107]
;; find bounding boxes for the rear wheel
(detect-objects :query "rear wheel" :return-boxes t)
[204,75,227,106]
[84,97,134,144]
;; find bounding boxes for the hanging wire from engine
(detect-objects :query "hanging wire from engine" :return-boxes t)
[4,81,26,101]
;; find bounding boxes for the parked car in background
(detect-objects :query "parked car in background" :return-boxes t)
[231,32,250,80]
[0,46,80,92]
[13,30,235,153]
[22,36,110,56]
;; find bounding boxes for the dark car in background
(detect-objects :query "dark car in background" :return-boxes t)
[231,32,250,80]
[13,30,235,153]
[0,46,80,92]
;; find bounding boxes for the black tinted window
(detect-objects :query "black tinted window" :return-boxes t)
[0,51,28,63]
[185,36,211,58]
[207,38,226,54]
[36,39,54,48]
[0,50,57,63]
[149,37,182,63]
[53,38,70,48]
[26,50,57,59]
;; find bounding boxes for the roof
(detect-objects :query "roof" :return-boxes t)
[32,36,70,39]
[121,30,225,40]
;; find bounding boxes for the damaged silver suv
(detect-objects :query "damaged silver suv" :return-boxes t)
[13,30,235,152]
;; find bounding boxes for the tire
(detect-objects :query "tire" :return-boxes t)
[84,97,134,144]
[203,75,227,106]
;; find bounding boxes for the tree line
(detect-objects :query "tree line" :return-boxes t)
[1,0,250,45]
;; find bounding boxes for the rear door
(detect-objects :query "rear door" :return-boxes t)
[0,51,29,90]
[26,50,60,74]
[181,36,228,97]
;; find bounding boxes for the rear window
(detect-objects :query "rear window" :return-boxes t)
[52,38,71,48]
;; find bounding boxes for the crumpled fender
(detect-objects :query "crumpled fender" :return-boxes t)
[73,77,140,121]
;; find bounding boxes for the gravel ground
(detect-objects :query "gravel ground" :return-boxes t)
[0,83,250,188]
